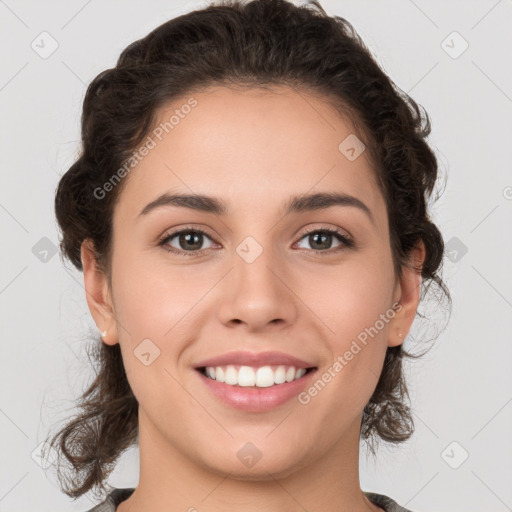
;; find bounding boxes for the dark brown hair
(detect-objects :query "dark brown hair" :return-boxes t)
[44,0,451,499]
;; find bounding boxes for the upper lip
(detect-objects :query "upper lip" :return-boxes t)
[193,350,317,369]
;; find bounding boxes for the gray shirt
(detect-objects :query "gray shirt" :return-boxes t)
[85,488,414,511]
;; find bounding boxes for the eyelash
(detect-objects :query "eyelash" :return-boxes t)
[158,224,355,258]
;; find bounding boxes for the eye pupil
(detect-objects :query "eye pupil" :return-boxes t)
[310,232,331,250]
[180,232,203,250]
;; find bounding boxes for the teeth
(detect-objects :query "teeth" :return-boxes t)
[202,365,308,387]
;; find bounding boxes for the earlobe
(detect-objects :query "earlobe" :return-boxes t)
[81,239,118,345]
[387,241,426,347]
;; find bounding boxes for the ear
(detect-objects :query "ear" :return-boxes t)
[81,239,118,346]
[387,240,426,347]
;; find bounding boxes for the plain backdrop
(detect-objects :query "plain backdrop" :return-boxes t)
[1,1,511,511]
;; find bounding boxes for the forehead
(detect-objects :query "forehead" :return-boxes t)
[115,85,385,224]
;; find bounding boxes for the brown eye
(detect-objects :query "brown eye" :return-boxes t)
[158,225,354,258]
[295,228,354,255]
[159,228,216,256]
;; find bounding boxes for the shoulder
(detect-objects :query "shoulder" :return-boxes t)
[83,488,411,512]
[82,488,135,512]
[364,491,415,512]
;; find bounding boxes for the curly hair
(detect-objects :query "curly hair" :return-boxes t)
[44,0,451,499]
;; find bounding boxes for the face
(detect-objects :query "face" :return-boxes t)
[83,85,422,480]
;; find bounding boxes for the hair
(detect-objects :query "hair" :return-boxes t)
[44,0,452,499]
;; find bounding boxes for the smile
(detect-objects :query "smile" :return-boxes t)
[199,364,315,387]
[196,365,318,412]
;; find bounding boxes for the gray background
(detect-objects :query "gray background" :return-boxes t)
[1,0,511,511]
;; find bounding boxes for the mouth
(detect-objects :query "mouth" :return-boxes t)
[196,364,317,388]
[195,364,318,412]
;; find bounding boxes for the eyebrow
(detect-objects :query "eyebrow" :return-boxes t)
[138,191,374,225]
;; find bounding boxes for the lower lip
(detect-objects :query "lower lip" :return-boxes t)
[195,368,318,412]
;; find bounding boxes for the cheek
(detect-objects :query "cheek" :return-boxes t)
[111,248,206,336]
[111,255,202,413]
[110,252,213,399]
[293,257,396,440]
[300,252,395,402]
[304,252,396,345]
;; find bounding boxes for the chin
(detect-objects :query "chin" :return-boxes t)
[197,444,310,482]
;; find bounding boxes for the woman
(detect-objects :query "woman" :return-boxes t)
[44,0,451,510]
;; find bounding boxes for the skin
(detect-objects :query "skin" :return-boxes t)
[82,85,425,512]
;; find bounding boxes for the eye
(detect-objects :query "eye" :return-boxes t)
[294,226,354,256]
[158,226,217,256]
[158,225,354,257]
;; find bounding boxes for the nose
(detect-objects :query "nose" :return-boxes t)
[216,238,298,331]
